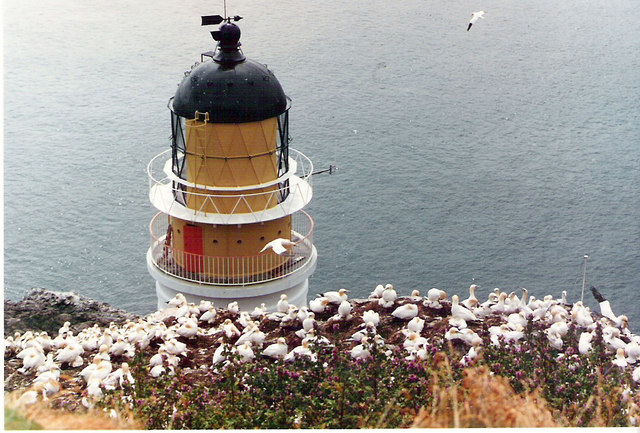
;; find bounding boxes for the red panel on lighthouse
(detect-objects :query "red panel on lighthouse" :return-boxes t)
[184,224,203,273]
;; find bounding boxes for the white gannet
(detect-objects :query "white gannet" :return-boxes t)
[322,289,349,305]
[175,317,199,339]
[237,342,255,362]
[54,342,84,366]
[506,312,528,330]
[461,284,479,310]
[262,337,288,359]
[199,306,217,324]
[362,309,380,327]
[260,238,295,255]
[277,294,289,313]
[613,348,628,369]
[161,338,188,357]
[407,316,425,334]
[578,331,594,355]
[379,285,398,308]
[212,339,231,365]
[392,304,419,320]
[350,337,371,360]
[167,293,187,308]
[302,312,316,333]
[467,11,485,31]
[369,284,385,300]
[251,303,267,318]
[221,319,241,340]
[460,345,479,366]
[227,301,240,315]
[103,362,134,390]
[451,295,478,322]
[309,297,330,314]
[17,347,46,373]
[448,317,468,330]
[284,339,316,362]
[424,288,446,309]
[591,286,627,328]
[625,341,640,364]
[410,290,422,301]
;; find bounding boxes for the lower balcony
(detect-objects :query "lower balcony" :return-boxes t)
[148,210,314,286]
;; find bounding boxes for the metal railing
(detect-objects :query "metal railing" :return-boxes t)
[147,148,313,217]
[148,210,314,286]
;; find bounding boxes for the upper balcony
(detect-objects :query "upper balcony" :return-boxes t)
[147,148,313,225]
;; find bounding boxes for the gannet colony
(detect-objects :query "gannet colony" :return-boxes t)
[4,285,640,421]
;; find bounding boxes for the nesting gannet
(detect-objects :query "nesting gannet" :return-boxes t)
[369,284,385,300]
[104,363,134,390]
[392,303,419,320]
[309,297,330,313]
[350,337,371,360]
[260,238,295,255]
[322,289,349,305]
[198,300,213,313]
[403,332,428,350]
[507,312,528,330]
[467,11,485,31]
[150,364,166,378]
[276,294,290,313]
[250,303,267,318]
[410,289,422,301]
[571,302,595,329]
[302,312,316,333]
[227,301,240,315]
[17,347,46,372]
[220,319,241,339]
[237,342,255,362]
[613,348,628,369]
[284,339,316,362]
[212,339,231,365]
[451,295,479,322]
[379,285,398,308]
[55,342,84,366]
[176,317,199,339]
[407,316,425,334]
[625,341,640,364]
[296,306,310,323]
[199,306,217,324]
[460,345,479,367]
[578,331,594,355]
[424,288,446,309]
[462,284,479,310]
[161,338,188,357]
[167,293,187,308]
[603,326,627,352]
[448,316,468,330]
[262,337,288,359]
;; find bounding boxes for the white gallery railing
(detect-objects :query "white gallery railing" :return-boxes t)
[148,210,314,286]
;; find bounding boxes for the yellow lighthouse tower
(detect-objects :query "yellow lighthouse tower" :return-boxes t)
[147,14,317,311]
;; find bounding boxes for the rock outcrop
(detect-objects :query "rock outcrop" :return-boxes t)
[3,288,139,337]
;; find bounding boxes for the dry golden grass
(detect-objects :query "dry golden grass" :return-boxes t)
[4,390,143,430]
[412,353,559,428]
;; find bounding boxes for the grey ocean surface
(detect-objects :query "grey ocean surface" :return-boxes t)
[4,0,639,331]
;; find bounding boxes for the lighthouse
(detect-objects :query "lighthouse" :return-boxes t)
[147,14,317,311]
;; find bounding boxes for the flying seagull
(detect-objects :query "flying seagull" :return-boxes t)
[259,238,295,255]
[467,11,485,31]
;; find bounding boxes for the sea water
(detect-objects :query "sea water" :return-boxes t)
[4,0,639,331]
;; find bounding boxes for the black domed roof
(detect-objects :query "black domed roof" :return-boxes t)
[172,23,287,123]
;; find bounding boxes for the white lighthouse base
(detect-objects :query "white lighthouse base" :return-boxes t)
[147,247,316,313]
